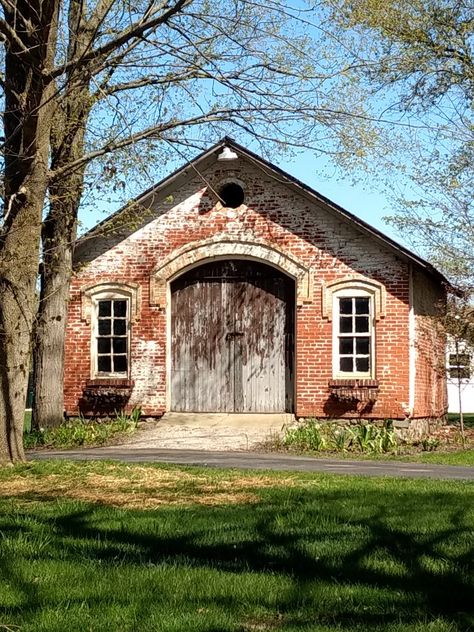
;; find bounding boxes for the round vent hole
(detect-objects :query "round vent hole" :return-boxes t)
[219,182,244,208]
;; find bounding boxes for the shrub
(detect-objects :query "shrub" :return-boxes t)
[421,437,440,452]
[329,425,353,453]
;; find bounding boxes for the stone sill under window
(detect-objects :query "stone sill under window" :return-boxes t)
[328,378,379,402]
[87,378,134,388]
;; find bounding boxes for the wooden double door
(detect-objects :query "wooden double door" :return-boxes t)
[170,260,294,412]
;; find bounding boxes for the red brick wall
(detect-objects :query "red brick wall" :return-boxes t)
[64,157,444,420]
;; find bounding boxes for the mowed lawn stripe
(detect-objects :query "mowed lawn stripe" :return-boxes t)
[0,461,472,632]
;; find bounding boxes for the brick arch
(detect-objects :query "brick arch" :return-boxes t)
[81,281,141,323]
[321,275,386,321]
[149,236,313,307]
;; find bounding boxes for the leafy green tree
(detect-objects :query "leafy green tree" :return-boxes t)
[327,0,474,289]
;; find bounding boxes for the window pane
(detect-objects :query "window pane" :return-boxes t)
[98,301,111,317]
[113,355,128,373]
[340,317,353,333]
[98,319,111,335]
[339,298,353,314]
[356,357,369,372]
[356,337,370,355]
[98,356,111,372]
[340,357,353,372]
[355,297,369,314]
[450,367,471,379]
[355,316,369,333]
[113,319,126,335]
[98,338,110,354]
[339,338,353,354]
[114,300,127,317]
[452,353,470,367]
[113,338,127,353]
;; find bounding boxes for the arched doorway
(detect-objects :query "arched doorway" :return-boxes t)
[170,259,295,412]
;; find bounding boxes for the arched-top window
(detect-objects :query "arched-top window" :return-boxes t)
[333,287,375,378]
[323,277,384,379]
[81,282,140,379]
[92,289,131,377]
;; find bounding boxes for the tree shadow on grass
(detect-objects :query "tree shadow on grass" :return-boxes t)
[0,485,473,631]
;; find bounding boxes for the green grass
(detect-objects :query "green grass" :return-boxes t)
[400,449,474,466]
[448,413,474,428]
[270,447,474,467]
[0,460,472,631]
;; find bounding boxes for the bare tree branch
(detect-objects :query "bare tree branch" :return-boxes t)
[48,0,192,79]
[0,18,30,54]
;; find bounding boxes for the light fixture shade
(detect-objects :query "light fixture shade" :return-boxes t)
[217,146,239,161]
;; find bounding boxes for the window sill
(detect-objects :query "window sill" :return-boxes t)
[329,378,379,402]
[86,378,134,388]
[329,378,378,387]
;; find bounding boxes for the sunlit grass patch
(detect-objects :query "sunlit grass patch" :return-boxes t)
[0,461,300,508]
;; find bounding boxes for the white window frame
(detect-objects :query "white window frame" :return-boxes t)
[90,289,131,379]
[332,288,375,379]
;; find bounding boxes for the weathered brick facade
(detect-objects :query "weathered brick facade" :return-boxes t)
[64,139,448,428]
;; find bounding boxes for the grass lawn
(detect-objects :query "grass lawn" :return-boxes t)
[400,449,474,466]
[273,448,474,467]
[0,461,473,632]
[447,413,474,428]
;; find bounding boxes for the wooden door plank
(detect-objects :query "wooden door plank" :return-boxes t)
[235,266,291,413]
[171,260,294,413]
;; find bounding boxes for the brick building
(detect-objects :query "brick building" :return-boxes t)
[64,138,448,435]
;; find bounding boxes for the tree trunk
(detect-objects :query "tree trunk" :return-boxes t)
[0,190,46,462]
[33,202,79,428]
[32,113,89,430]
[0,141,53,462]
[0,0,59,463]
[32,0,92,428]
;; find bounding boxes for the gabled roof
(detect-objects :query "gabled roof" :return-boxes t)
[74,136,451,288]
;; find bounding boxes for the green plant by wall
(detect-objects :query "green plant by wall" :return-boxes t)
[24,407,141,450]
[283,420,327,451]
[282,420,398,455]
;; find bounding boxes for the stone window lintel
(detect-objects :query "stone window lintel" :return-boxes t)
[322,276,386,321]
[81,281,141,323]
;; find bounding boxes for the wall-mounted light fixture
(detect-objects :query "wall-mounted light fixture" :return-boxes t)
[217,146,239,161]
